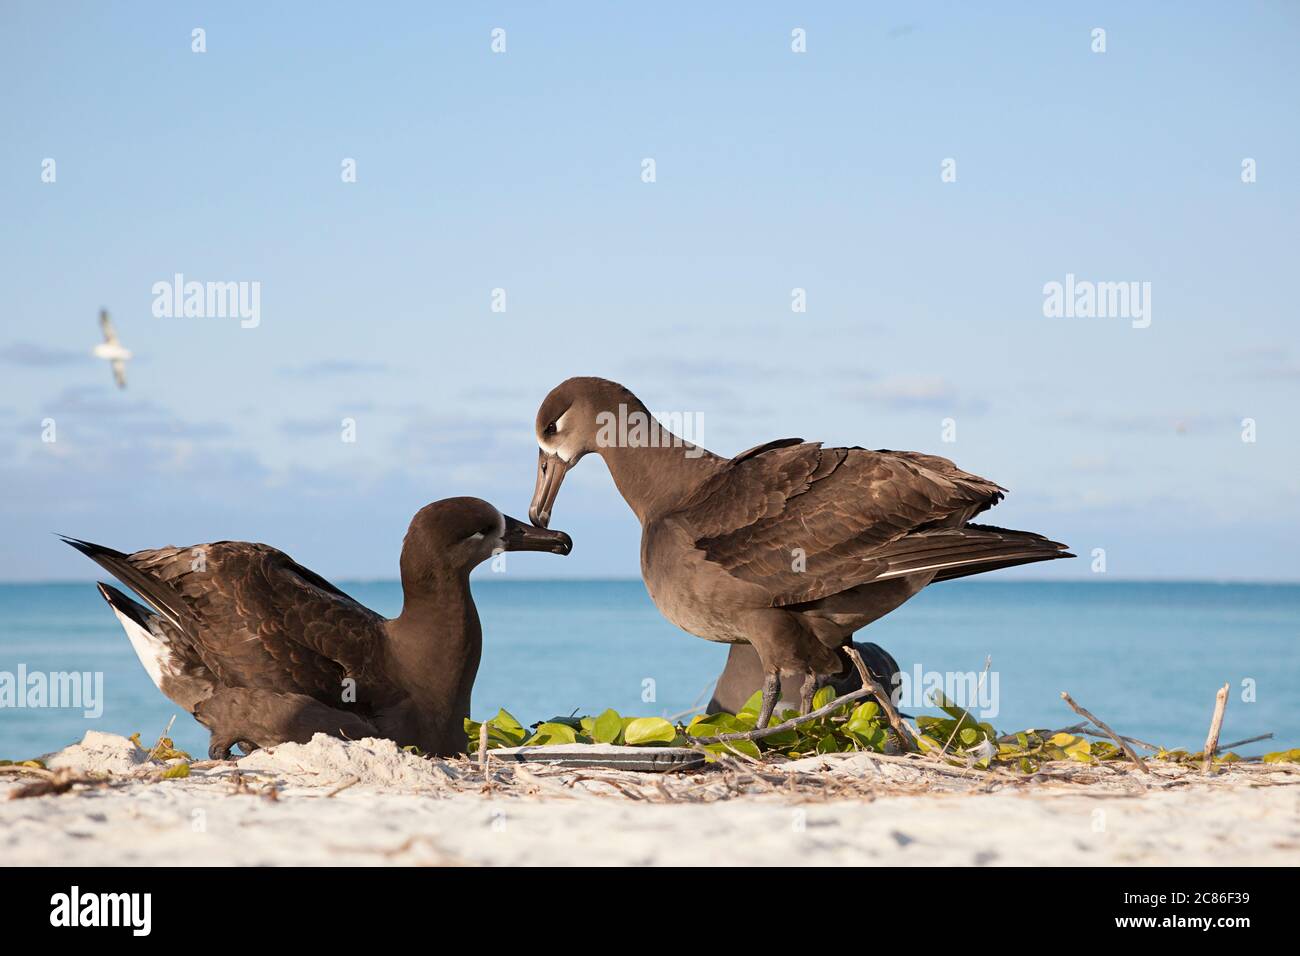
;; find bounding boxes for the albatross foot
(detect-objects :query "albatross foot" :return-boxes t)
[207,736,238,761]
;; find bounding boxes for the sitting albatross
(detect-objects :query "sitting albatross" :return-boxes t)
[64,498,572,758]
[528,377,1072,728]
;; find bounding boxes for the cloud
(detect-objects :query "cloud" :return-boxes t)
[279,418,346,438]
[1225,344,1300,383]
[278,359,394,378]
[843,376,986,413]
[0,342,86,367]
[23,386,233,439]
[1059,409,1237,436]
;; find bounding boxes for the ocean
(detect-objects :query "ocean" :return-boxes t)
[1,580,1296,760]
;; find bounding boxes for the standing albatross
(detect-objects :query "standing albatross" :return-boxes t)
[528,377,1072,728]
[64,497,572,758]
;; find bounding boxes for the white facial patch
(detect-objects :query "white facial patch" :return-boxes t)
[539,407,580,462]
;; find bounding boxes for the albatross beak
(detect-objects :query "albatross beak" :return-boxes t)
[528,450,569,528]
[502,514,572,555]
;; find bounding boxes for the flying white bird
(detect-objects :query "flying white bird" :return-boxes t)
[91,309,131,389]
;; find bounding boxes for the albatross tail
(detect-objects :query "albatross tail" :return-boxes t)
[62,537,216,711]
[59,536,189,631]
[874,524,1074,582]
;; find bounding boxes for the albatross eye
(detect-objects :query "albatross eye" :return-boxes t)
[544,422,557,436]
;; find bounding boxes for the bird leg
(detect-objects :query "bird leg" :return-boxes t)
[798,672,818,716]
[756,670,781,728]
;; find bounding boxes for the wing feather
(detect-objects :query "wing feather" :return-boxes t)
[674,442,1014,605]
[119,543,386,705]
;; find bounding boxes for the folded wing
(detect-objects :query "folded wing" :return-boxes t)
[64,537,388,707]
[673,442,1067,605]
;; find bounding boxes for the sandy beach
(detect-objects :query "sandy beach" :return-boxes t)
[2,732,1296,866]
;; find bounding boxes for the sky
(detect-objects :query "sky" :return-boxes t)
[1,2,1298,582]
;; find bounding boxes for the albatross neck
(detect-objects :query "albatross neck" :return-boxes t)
[387,573,482,696]
[594,418,724,525]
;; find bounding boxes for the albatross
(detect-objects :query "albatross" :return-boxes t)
[64,497,572,758]
[91,309,131,389]
[528,377,1072,728]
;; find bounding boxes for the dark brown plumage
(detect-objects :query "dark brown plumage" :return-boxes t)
[64,498,572,758]
[529,377,1072,726]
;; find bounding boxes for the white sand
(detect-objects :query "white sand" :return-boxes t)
[2,732,1296,866]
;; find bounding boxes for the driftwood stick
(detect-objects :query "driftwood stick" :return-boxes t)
[1060,691,1148,774]
[1217,732,1273,751]
[1202,683,1230,773]
[844,644,918,753]
[478,721,489,776]
[1074,727,1162,753]
[686,686,875,745]
[996,723,1159,752]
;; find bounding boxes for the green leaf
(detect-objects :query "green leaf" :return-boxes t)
[523,722,578,746]
[816,734,843,754]
[591,708,623,744]
[687,713,738,736]
[705,739,761,760]
[811,685,836,711]
[849,701,880,723]
[1263,748,1300,764]
[541,715,585,731]
[959,727,980,746]
[739,690,764,715]
[161,762,190,779]
[761,726,800,749]
[494,709,525,735]
[623,717,677,745]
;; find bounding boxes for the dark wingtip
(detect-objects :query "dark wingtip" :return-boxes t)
[57,534,95,555]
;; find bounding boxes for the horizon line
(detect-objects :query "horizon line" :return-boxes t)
[4,576,1300,587]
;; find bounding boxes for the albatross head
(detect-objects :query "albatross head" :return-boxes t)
[401,497,571,584]
[529,377,639,527]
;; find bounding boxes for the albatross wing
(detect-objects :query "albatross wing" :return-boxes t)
[63,537,390,709]
[672,442,1066,606]
[98,309,119,345]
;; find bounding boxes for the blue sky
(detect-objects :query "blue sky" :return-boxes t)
[2,2,1298,581]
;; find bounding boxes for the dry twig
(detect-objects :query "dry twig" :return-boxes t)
[1060,691,1148,774]
[1202,683,1230,773]
[844,644,918,753]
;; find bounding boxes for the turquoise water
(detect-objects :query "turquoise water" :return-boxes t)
[0,580,1296,759]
